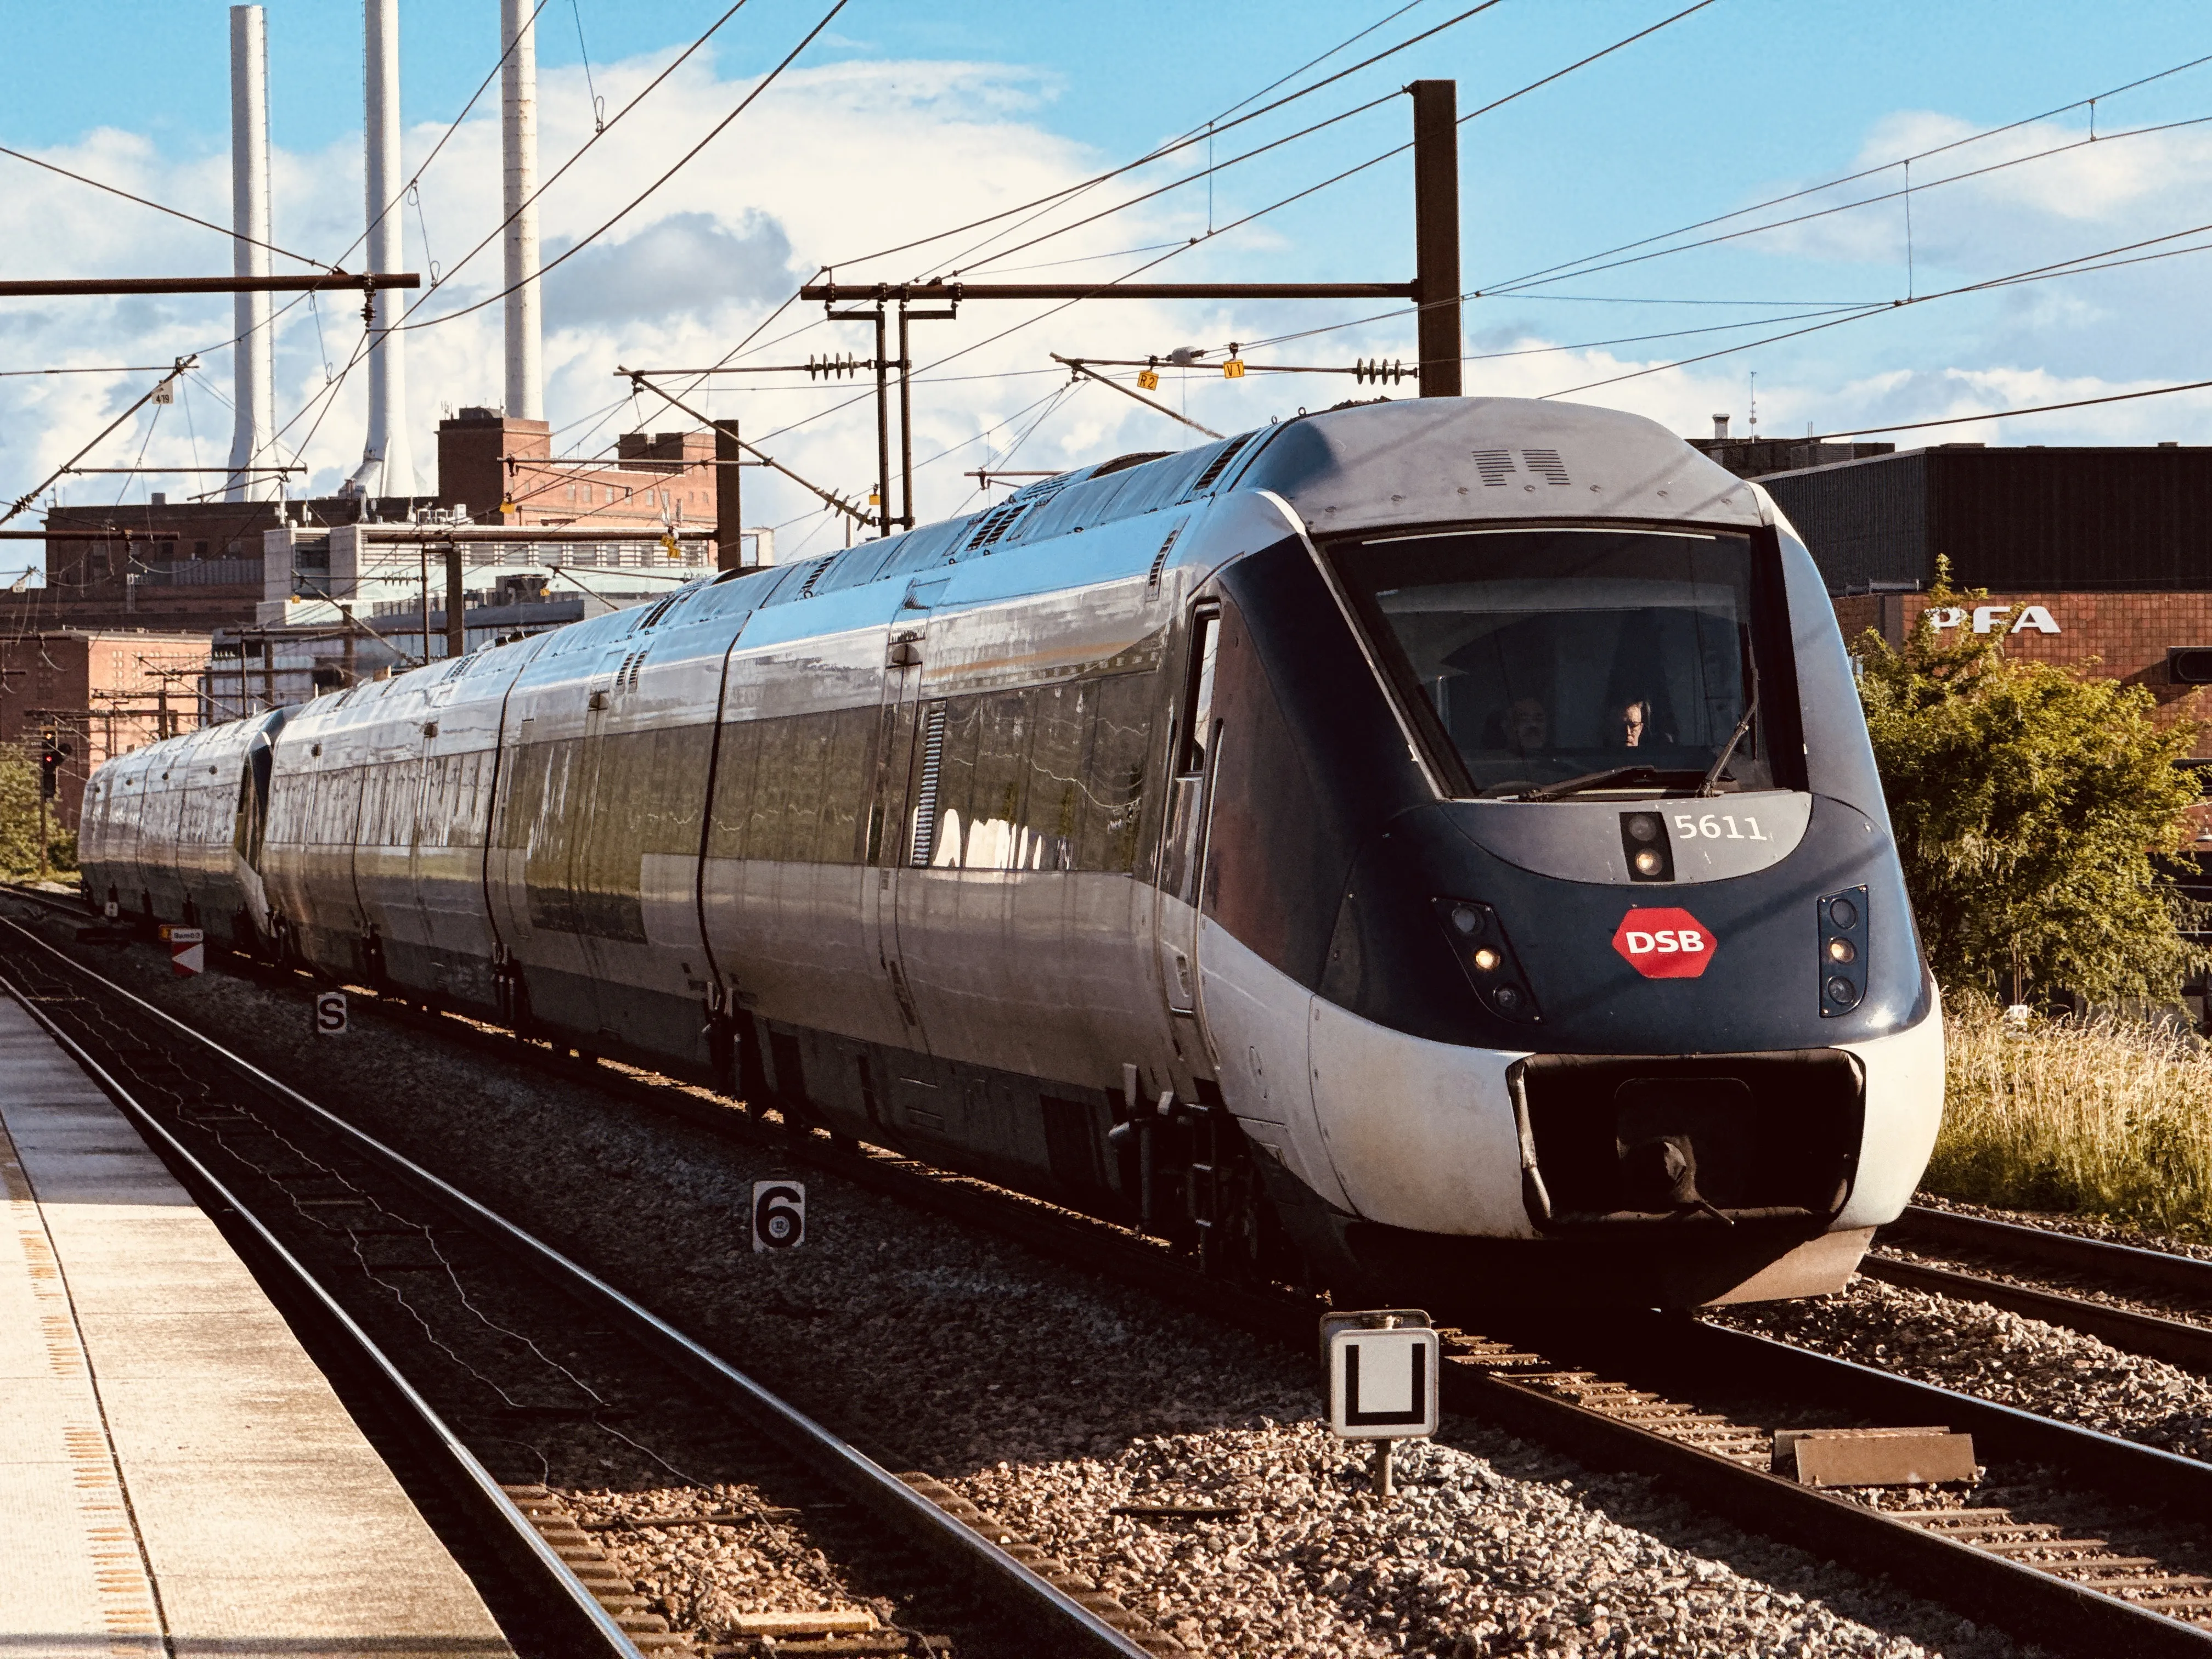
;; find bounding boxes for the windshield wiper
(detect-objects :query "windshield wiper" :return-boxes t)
[1697,694,1759,798]
[1518,765,1707,803]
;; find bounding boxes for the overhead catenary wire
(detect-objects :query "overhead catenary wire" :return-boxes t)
[1800,376,2212,442]
[906,0,1718,300]
[1541,217,2212,399]
[398,0,838,334]
[851,0,1510,279]
[734,2,1721,465]
[1482,47,2212,298]
[1483,108,2212,299]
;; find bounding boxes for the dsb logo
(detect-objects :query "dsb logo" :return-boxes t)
[1612,907,1717,980]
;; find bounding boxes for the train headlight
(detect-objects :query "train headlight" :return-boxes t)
[1432,898,1542,1024]
[1619,811,1674,882]
[1818,885,1869,1017]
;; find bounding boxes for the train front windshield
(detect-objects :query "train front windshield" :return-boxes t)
[1334,527,1779,798]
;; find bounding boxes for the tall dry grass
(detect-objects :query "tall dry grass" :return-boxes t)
[1928,996,2212,1242]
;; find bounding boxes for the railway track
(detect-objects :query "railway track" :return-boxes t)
[0,905,1164,1659]
[13,885,2212,1655]
[1864,1206,2212,1374]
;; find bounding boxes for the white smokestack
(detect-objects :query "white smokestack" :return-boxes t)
[501,0,544,422]
[227,5,278,501]
[353,0,417,497]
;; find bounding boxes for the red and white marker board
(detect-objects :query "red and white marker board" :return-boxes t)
[166,928,205,978]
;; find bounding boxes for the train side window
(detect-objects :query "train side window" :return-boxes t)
[1175,608,1221,777]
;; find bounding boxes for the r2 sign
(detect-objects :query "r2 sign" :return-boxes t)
[752,1181,805,1252]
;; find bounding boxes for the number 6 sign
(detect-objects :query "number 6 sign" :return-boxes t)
[752,1181,805,1252]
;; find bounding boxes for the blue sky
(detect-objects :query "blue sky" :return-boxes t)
[5,1,2211,562]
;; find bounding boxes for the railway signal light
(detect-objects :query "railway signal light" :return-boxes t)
[38,729,65,799]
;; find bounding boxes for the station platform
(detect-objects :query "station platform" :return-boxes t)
[0,991,514,1658]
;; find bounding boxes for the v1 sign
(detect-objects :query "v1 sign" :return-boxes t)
[1612,907,1717,979]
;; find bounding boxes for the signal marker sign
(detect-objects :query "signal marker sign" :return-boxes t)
[167,928,205,978]
[752,1181,805,1252]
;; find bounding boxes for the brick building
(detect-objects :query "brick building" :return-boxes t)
[1747,443,2212,758]
[0,631,209,830]
[7,411,744,641]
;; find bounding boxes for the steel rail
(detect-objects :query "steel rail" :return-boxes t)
[1893,1204,2212,1300]
[0,960,642,1659]
[13,887,2209,1652]
[0,910,1155,1659]
[1861,1255,2212,1372]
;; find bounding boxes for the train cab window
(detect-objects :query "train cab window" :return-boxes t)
[1175,609,1221,777]
[1332,527,1791,799]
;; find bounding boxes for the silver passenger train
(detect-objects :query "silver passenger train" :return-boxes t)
[79,399,1943,1309]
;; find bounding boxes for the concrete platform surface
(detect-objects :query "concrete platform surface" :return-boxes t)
[0,991,515,1658]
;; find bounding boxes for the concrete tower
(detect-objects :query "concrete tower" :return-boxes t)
[500,0,544,422]
[353,0,417,496]
[226,5,279,501]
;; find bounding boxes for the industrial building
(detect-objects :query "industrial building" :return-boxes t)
[0,631,211,832]
[1739,442,2212,752]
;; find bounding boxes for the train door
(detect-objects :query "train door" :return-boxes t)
[868,574,947,1054]
[1155,604,1222,1038]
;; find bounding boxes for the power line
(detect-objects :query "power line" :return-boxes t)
[1482,47,2212,296]
[1542,217,2212,399]
[0,144,334,270]
[1485,109,2212,298]
[748,4,1720,458]
[844,1,1509,277]
[393,0,757,326]
[400,0,837,334]
[1803,376,2212,442]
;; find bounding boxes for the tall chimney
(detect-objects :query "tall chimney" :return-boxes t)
[227,5,278,501]
[500,0,544,422]
[355,0,417,496]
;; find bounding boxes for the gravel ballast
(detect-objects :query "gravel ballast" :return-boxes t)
[3,905,2042,1655]
[1715,1277,2212,1462]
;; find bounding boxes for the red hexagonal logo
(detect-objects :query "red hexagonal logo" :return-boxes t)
[1612,907,1717,979]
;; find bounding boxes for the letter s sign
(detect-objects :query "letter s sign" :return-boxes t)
[1611,908,1717,980]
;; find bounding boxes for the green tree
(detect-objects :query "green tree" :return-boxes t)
[1855,563,2206,1005]
[0,746,76,877]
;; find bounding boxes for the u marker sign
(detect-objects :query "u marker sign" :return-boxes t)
[1612,906,1717,979]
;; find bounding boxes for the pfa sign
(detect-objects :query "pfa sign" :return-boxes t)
[1324,1312,1439,1441]
[752,1181,805,1252]
[314,990,348,1036]
[164,927,205,978]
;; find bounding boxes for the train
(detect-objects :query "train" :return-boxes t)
[77,397,1943,1310]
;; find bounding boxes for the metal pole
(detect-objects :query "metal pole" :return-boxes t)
[714,419,744,569]
[419,547,429,664]
[897,308,914,532]
[37,793,48,883]
[1371,1440,1395,1498]
[1410,80,1463,399]
[444,545,465,662]
[873,308,890,537]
